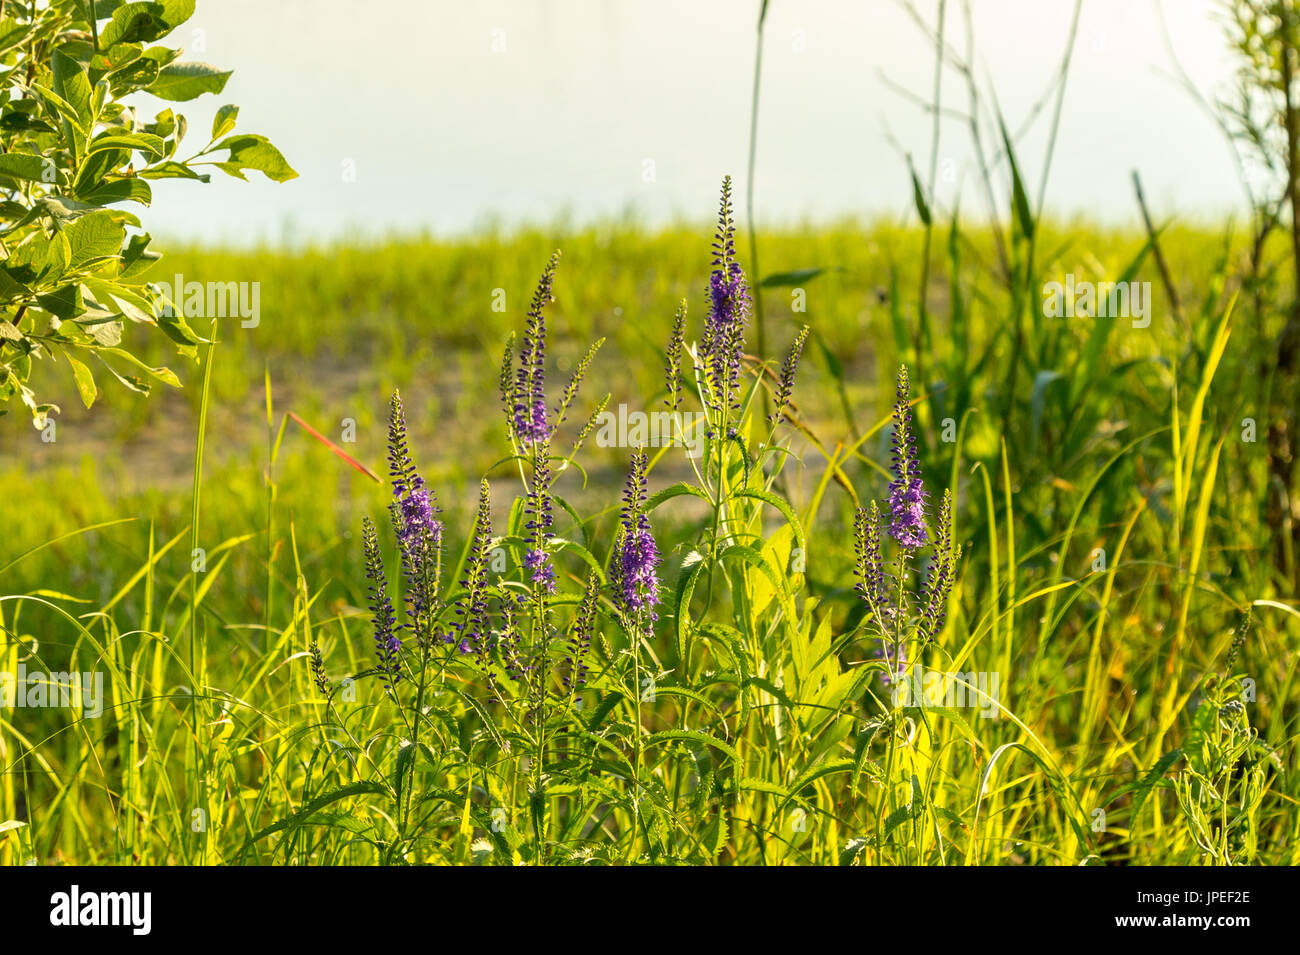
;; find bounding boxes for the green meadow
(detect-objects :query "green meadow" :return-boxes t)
[3,217,1295,865]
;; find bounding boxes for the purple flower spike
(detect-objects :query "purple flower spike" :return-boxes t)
[887,365,928,550]
[610,449,661,626]
[853,500,891,619]
[701,177,751,428]
[455,479,494,660]
[770,324,810,425]
[513,252,561,445]
[524,547,556,593]
[362,517,401,688]
[919,489,960,645]
[309,639,330,695]
[387,392,442,619]
[524,451,556,595]
[563,571,600,692]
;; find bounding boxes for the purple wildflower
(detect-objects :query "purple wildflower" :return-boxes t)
[919,489,960,645]
[563,571,600,692]
[498,332,516,431]
[555,337,604,430]
[770,324,810,425]
[701,177,751,430]
[513,252,560,444]
[362,517,401,687]
[664,299,687,412]
[853,500,891,620]
[610,450,660,625]
[524,451,556,594]
[455,479,494,657]
[572,393,610,460]
[887,365,928,550]
[499,593,530,681]
[309,639,330,695]
[854,501,906,685]
[387,392,443,620]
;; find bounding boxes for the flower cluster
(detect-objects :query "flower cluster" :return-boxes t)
[512,252,560,445]
[887,366,927,550]
[309,638,330,695]
[770,324,810,425]
[501,253,601,598]
[563,571,600,692]
[610,449,661,628]
[388,391,443,622]
[700,176,751,431]
[362,516,402,688]
[853,501,905,682]
[524,451,556,594]
[664,299,687,412]
[918,488,958,646]
[455,479,494,657]
[853,365,960,687]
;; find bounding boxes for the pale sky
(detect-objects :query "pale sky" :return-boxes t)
[137,0,1243,245]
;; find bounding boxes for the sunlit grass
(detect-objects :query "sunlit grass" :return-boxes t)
[1,218,1295,866]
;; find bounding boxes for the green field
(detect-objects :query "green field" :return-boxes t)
[2,216,1296,865]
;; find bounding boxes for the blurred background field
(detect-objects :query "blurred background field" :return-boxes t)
[1,218,1230,607]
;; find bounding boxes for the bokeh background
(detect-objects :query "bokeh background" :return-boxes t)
[138,0,1238,243]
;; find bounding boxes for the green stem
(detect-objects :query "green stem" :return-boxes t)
[746,0,770,396]
[188,316,218,865]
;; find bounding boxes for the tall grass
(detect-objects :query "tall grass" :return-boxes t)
[1,200,1296,864]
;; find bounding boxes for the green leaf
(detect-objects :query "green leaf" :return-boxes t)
[66,354,97,408]
[37,284,85,319]
[759,267,837,288]
[158,0,197,28]
[237,781,390,856]
[40,194,106,222]
[997,112,1035,240]
[31,83,88,137]
[63,210,125,269]
[100,3,172,48]
[120,231,161,278]
[1029,369,1065,455]
[81,318,123,347]
[672,550,706,665]
[0,152,55,184]
[646,480,712,512]
[777,758,857,813]
[103,346,180,387]
[211,103,239,140]
[137,160,208,182]
[645,729,740,764]
[0,269,33,305]
[88,132,167,157]
[146,61,232,101]
[214,133,298,182]
[0,17,32,55]
[909,160,932,226]
[106,55,161,93]
[52,50,94,127]
[733,487,806,554]
[81,177,153,206]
